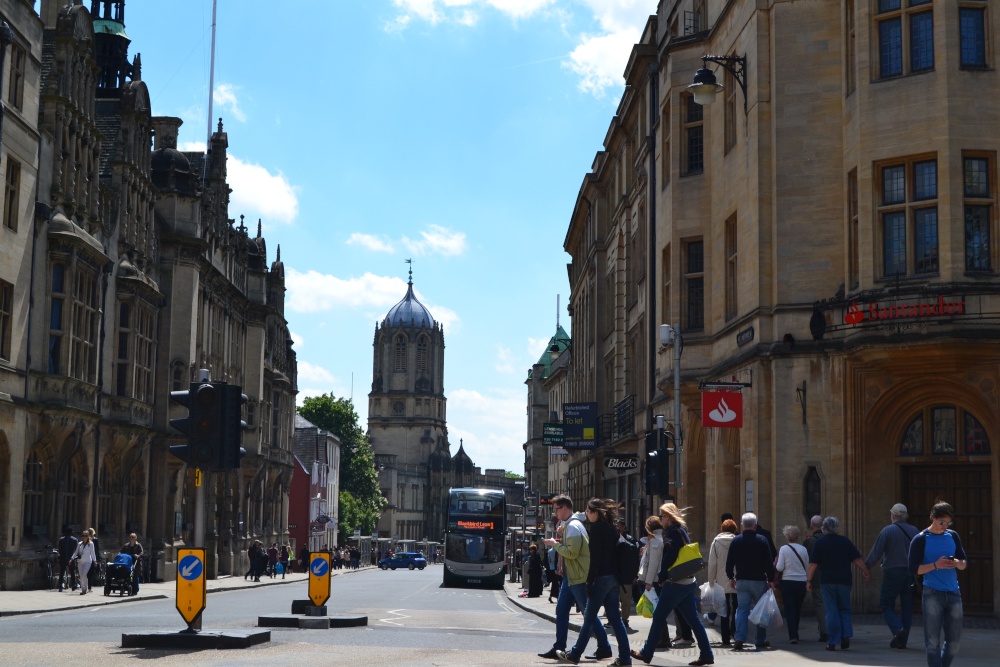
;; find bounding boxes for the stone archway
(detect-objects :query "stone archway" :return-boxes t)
[862,373,997,616]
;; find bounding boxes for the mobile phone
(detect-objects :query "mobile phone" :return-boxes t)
[946,556,958,561]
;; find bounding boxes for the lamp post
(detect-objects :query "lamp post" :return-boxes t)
[660,325,683,489]
[688,54,748,114]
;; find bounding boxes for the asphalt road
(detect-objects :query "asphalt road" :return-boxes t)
[0,566,554,666]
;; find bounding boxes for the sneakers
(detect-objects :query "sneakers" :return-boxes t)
[732,641,744,650]
[673,638,694,647]
[585,648,613,660]
[555,650,580,664]
[609,660,632,666]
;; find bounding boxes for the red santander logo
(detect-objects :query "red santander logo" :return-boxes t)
[844,301,864,325]
[702,391,743,428]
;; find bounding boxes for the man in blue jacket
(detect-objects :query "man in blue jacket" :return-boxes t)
[725,512,776,650]
[908,501,967,667]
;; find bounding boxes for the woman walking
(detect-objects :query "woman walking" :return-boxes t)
[706,518,738,646]
[630,503,715,667]
[556,498,632,666]
[528,543,544,597]
[73,529,98,595]
[776,525,810,644]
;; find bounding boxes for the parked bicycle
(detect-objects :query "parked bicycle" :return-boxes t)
[44,546,60,590]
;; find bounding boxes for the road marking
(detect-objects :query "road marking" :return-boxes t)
[379,608,410,626]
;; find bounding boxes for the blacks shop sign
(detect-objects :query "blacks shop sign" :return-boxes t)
[604,456,637,470]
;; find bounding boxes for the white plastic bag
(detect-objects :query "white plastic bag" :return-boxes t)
[748,588,783,630]
[711,583,728,617]
[698,582,716,613]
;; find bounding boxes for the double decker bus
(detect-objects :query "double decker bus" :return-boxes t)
[442,488,506,588]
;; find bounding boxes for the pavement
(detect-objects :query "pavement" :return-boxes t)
[503,578,999,666]
[0,565,373,617]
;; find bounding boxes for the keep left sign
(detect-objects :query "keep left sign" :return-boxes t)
[308,552,331,607]
[176,548,207,625]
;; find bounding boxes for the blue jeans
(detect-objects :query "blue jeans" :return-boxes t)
[551,580,607,651]
[637,581,714,663]
[569,574,630,663]
[922,588,963,667]
[820,583,853,645]
[780,580,807,640]
[880,567,914,640]
[735,580,768,645]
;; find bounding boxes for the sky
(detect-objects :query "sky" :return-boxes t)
[117,0,655,474]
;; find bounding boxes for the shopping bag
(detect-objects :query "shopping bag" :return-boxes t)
[748,588,784,630]
[711,583,728,618]
[698,582,716,614]
[635,589,658,618]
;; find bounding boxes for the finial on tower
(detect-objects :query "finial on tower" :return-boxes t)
[405,258,413,284]
[257,219,261,238]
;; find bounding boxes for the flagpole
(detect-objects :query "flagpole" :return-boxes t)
[206,0,218,146]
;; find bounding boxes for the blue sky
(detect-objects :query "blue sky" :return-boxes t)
[120,0,653,473]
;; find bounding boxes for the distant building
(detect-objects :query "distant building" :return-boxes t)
[290,415,341,551]
[368,272,524,545]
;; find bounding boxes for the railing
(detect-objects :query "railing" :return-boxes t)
[612,395,635,441]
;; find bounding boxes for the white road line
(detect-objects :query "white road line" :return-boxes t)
[379,608,410,626]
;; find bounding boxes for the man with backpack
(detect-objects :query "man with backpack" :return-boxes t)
[865,502,919,649]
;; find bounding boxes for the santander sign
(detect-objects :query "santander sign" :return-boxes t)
[702,391,743,428]
[844,296,966,325]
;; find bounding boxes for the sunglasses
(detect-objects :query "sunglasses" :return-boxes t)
[936,520,953,527]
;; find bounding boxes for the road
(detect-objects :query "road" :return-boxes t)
[0,566,552,666]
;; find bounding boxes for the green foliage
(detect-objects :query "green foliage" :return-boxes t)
[504,470,525,479]
[298,394,386,541]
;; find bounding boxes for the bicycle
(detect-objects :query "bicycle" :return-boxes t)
[44,547,60,590]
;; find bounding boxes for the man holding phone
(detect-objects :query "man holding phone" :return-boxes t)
[908,501,967,667]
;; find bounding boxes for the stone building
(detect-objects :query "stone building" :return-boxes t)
[368,273,524,544]
[0,0,296,589]
[290,414,340,552]
[552,0,1000,616]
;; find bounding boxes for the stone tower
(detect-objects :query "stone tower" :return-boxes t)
[368,270,448,543]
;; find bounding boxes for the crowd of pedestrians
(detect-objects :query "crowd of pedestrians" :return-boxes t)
[533,497,969,667]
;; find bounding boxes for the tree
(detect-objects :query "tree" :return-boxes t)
[298,394,386,542]
[504,471,524,479]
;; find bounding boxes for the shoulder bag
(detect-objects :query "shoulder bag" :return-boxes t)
[667,528,704,581]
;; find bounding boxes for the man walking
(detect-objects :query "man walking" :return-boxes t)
[802,515,827,642]
[865,503,919,649]
[605,518,638,632]
[538,495,612,660]
[57,526,79,591]
[725,512,776,650]
[909,501,967,667]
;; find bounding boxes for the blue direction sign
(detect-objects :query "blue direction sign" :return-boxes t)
[175,548,206,625]
[308,552,331,607]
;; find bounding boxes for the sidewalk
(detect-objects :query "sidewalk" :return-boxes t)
[0,565,374,618]
[504,579,998,666]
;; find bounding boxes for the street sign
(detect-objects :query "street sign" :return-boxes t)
[543,423,564,447]
[308,552,331,607]
[563,402,598,449]
[175,548,206,626]
[702,390,743,428]
[194,468,202,487]
[604,455,638,469]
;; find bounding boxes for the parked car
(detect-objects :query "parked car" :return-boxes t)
[379,552,427,571]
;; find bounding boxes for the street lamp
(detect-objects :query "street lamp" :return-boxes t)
[660,324,683,490]
[688,54,748,114]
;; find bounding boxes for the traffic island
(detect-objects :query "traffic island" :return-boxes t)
[257,613,368,629]
[121,629,271,649]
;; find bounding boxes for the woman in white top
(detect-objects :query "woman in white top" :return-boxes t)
[706,518,739,645]
[638,515,664,591]
[776,524,810,643]
[73,529,97,595]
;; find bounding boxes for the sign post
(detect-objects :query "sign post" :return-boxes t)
[308,551,331,607]
[176,548,206,632]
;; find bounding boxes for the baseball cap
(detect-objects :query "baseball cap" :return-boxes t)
[890,503,908,515]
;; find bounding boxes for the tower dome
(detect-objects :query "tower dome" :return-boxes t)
[383,275,435,329]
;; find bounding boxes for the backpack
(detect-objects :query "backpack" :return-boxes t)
[615,533,641,585]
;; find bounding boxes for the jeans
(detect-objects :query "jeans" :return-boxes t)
[880,567,914,641]
[735,579,768,645]
[637,581,714,663]
[820,583,853,645]
[570,574,630,663]
[780,580,807,640]
[552,580,606,651]
[922,588,963,667]
[720,593,737,643]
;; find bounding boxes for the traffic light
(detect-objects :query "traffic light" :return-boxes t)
[644,430,670,497]
[218,384,248,469]
[169,381,221,468]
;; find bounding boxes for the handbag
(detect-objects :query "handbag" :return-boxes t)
[668,541,705,581]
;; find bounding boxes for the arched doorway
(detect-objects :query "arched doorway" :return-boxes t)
[864,377,995,615]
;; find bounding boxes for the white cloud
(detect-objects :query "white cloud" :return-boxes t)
[447,387,526,472]
[494,345,515,373]
[213,83,247,123]
[402,224,467,256]
[285,270,410,313]
[388,0,554,31]
[347,233,395,253]
[298,360,336,384]
[227,156,299,225]
[290,331,305,349]
[527,336,549,361]
[563,0,651,97]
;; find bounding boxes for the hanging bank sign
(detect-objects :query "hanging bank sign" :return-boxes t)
[844,295,967,325]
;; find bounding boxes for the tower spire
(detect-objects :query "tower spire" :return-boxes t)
[405,258,413,285]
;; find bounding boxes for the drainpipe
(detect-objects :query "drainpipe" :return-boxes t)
[91,261,114,530]
[646,60,660,430]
